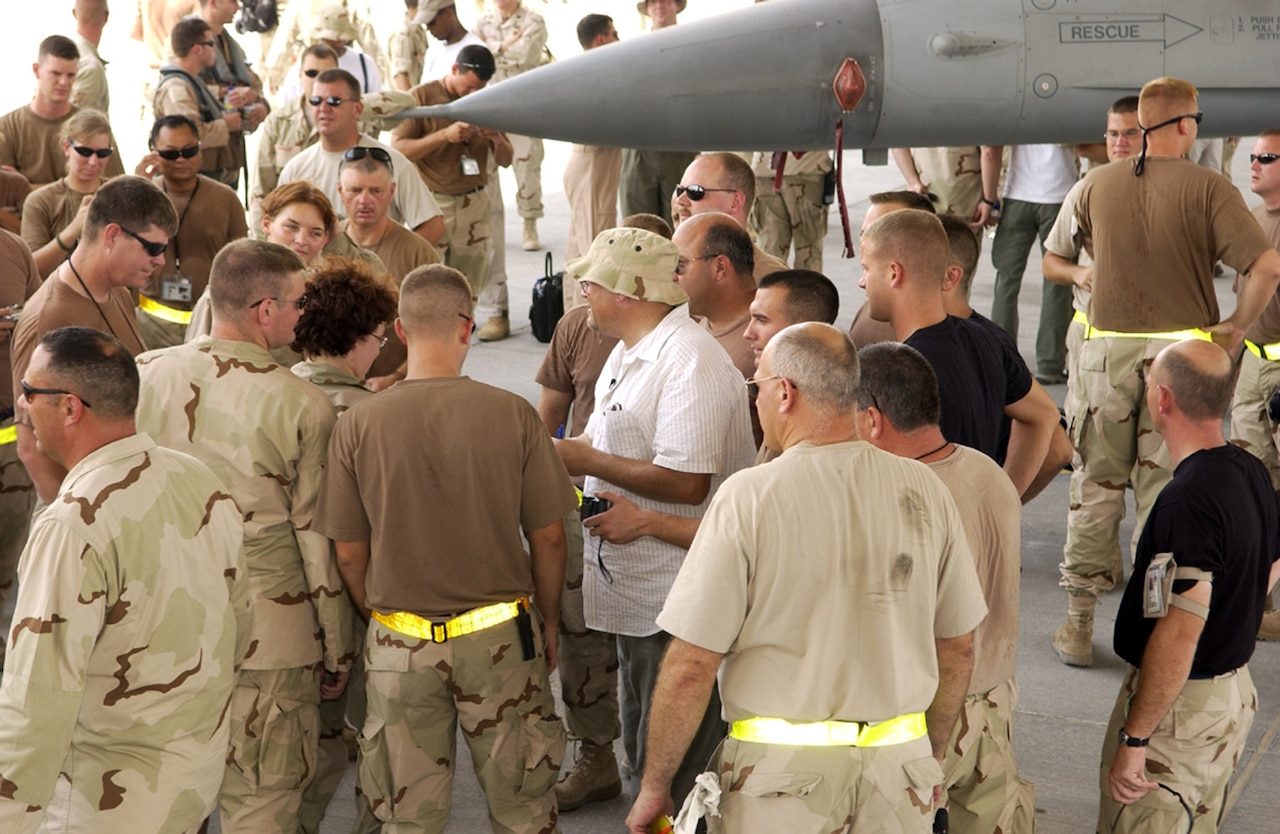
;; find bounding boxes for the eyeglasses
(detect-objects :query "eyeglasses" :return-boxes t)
[155,144,201,160]
[250,294,308,310]
[343,145,394,172]
[1252,154,1280,166]
[120,226,168,257]
[309,95,353,107]
[675,254,717,276]
[1135,111,1204,177]
[459,312,476,333]
[744,374,782,398]
[370,332,389,349]
[70,144,113,159]
[674,184,737,201]
[1104,129,1141,141]
[303,68,322,78]
[21,379,92,408]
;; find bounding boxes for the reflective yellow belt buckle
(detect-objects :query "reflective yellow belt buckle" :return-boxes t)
[432,622,448,643]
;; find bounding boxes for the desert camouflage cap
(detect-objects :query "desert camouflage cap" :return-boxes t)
[566,228,687,305]
[313,5,359,42]
[412,0,456,26]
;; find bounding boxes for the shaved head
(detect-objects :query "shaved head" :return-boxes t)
[399,265,473,338]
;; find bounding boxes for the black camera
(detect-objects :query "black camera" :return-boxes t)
[579,495,611,522]
[1269,387,1280,424]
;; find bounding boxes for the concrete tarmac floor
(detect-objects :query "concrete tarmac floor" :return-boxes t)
[230,143,1275,834]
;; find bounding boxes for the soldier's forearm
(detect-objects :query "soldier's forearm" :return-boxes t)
[927,632,974,760]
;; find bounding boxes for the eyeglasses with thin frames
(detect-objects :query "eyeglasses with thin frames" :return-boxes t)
[250,294,308,310]
[21,379,92,408]
[675,254,717,276]
[744,374,783,398]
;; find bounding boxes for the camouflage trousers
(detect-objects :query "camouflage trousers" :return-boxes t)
[218,665,322,834]
[691,733,942,833]
[619,149,698,229]
[357,614,565,833]
[0,431,33,666]
[1097,665,1255,834]
[1229,348,1280,492]
[562,145,622,310]
[479,157,509,322]
[558,514,620,747]
[435,189,492,301]
[1061,335,1175,599]
[750,174,829,273]
[942,677,1034,834]
[510,134,545,220]
[299,618,368,834]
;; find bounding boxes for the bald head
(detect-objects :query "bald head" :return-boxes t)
[862,209,949,288]
[764,322,861,416]
[1151,340,1234,422]
[676,211,755,280]
[398,265,474,339]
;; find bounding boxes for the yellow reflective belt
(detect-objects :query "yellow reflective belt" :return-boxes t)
[1245,340,1280,362]
[1072,309,1089,326]
[1081,322,1211,342]
[372,598,527,644]
[139,295,194,325]
[729,713,927,747]
[0,424,15,445]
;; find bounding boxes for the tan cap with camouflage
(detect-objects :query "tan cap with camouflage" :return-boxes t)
[566,228,687,306]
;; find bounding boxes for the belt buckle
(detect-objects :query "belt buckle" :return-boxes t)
[431,621,448,643]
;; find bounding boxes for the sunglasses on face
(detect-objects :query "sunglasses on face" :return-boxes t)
[155,145,201,161]
[303,68,322,78]
[21,379,93,408]
[1253,154,1280,166]
[120,226,168,257]
[674,184,737,201]
[70,144,113,159]
[308,95,351,107]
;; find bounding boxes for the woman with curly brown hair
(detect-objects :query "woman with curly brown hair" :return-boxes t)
[291,257,398,413]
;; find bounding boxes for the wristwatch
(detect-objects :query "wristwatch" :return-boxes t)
[1118,728,1149,747]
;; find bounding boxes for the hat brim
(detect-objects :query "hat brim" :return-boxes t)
[637,0,688,16]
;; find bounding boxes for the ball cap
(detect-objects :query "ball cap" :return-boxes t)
[313,5,359,42]
[566,228,687,305]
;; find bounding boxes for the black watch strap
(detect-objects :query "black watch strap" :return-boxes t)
[1118,728,1150,747]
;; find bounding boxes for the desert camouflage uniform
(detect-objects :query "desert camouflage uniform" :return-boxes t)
[436,190,491,300]
[358,615,565,831]
[135,336,354,834]
[749,151,831,273]
[1061,336,1173,598]
[942,678,1034,834]
[477,2,547,222]
[264,0,388,92]
[1097,666,1256,834]
[558,514,621,747]
[0,434,249,834]
[704,735,942,834]
[1231,349,1280,492]
[905,147,984,218]
[388,18,428,89]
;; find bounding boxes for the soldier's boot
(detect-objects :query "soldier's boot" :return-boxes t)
[1052,594,1095,667]
[1259,594,1280,642]
[476,315,510,342]
[523,218,541,251]
[554,740,622,812]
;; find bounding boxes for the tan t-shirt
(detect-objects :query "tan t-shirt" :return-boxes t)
[315,376,578,618]
[1244,204,1280,345]
[0,106,125,188]
[392,81,491,195]
[20,179,93,253]
[0,229,42,411]
[11,273,146,404]
[849,300,897,349]
[701,311,754,381]
[658,440,987,723]
[360,222,440,380]
[1077,156,1273,332]
[927,445,1020,695]
[533,304,619,438]
[143,175,249,306]
[752,243,788,281]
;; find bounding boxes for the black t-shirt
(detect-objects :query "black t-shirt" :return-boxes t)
[1114,444,1280,676]
[905,315,1033,461]
[966,311,1024,463]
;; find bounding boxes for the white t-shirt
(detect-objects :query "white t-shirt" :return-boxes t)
[278,136,441,230]
[421,32,485,83]
[1003,143,1078,205]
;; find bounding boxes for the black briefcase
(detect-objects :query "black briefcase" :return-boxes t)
[530,252,564,343]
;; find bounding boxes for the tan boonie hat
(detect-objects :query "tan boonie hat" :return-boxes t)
[313,5,359,42]
[637,0,688,14]
[566,228,687,305]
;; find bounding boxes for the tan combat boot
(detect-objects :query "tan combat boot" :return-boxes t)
[476,315,510,342]
[1053,594,1095,667]
[555,740,622,812]
[1259,594,1280,642]
[523,218,541,251]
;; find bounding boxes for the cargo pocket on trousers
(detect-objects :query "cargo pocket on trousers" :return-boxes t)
[256,694,319,792]
[516,712,567,798]
[357,715,395,820]
[902,755,945,809]
[1173,707,1233,744]
[733,769,823,799]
